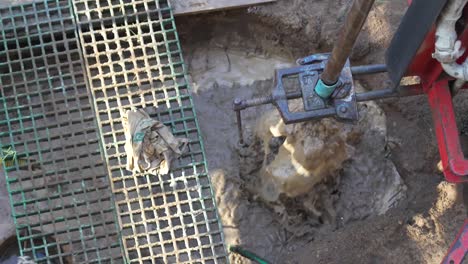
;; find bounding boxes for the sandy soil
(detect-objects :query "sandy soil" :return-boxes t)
[176,0,468,263]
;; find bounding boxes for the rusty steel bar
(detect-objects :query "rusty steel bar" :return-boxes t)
[233,84,423,144]
[355,84,424,101]
[351,64,387,75]
[321,0,376,85]
[232,91,302,111]
[233,85,422,112]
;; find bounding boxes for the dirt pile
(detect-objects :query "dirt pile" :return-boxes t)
[253,109,358,201]
[239,84,406,232]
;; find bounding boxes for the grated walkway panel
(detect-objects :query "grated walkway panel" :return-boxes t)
[72,0,228,263]
[1,0,227,262]
[0,0,123,263]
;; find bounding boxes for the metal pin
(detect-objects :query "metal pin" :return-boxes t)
[233,98,245,145]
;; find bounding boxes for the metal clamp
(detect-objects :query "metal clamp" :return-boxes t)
[232,57,390,145]
[273,54,358,124]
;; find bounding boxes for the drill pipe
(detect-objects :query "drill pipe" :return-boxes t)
[321,0,376,85]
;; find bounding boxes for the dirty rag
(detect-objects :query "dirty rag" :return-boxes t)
[123,109,189,175]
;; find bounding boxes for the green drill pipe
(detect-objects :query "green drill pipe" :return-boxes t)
[229,245,271,264]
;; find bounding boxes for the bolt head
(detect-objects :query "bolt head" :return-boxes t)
[339,105,348,113]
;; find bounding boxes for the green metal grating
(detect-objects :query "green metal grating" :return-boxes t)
[0,0,124,263]
[1,0,227,262]
[72,0,228,262]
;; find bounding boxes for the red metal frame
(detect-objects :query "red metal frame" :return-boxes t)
[428,80,468,182]
[442,220,468,264]
[404,4,468,182]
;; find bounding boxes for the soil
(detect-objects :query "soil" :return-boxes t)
[176,0,468,263]
[0,0,466,263]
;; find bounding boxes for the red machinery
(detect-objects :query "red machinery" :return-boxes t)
[443,221,468,263]
[401,0,468,261]
[401,0,468,183]
[233,0,468,262]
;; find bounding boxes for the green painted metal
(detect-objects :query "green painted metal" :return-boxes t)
[0,0,123,262]
[229,246,270,264]
[314,79,340,99]
[72,0,228,262]
[1,0,227,262]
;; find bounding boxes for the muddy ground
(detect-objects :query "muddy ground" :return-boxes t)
[0,0,467,263]
[177,0,468,263]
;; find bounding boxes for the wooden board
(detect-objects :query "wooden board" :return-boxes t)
[171,0,275,15]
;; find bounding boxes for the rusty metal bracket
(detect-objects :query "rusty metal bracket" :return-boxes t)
[234,54,363,144]
[272,54,357,124]
[232,52,421,145]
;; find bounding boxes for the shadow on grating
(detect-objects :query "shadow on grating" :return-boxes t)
[72,0,228,262]
[0,0,123,263]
